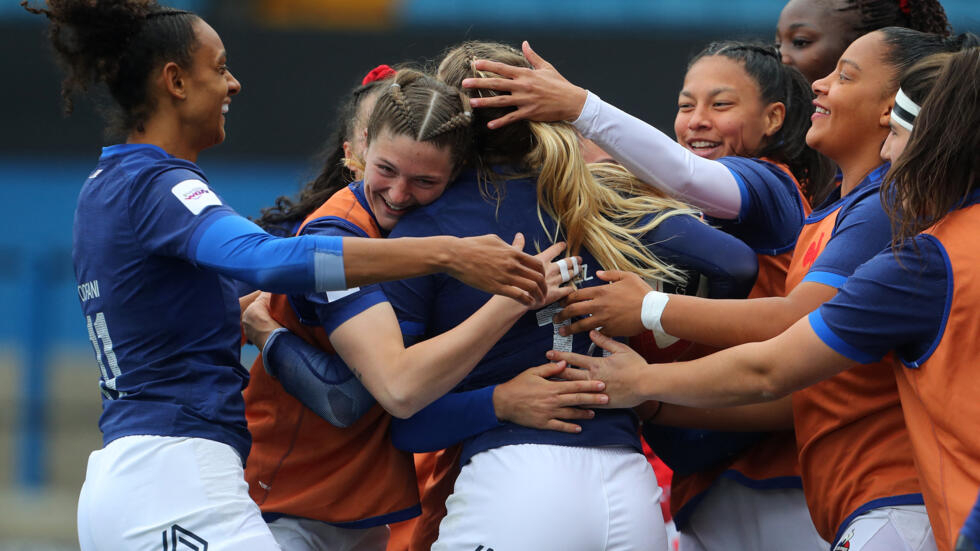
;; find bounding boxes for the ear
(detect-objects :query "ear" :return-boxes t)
[763,102,786,137]
[878,100,893,129]
[161,61,187,100]
[342,140,353,161]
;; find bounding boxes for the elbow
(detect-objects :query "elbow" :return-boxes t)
[376,385,423,419]
[752,365,793,403]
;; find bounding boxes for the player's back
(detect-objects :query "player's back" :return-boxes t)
[73,144,249,458]
[384,171,646,463]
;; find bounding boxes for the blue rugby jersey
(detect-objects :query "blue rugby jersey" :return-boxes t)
[74,144,345,460]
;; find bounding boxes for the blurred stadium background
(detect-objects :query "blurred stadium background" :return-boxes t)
[1,0,977,547]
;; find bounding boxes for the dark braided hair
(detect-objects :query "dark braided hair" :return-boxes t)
[254,76,392,235]
[837,0,950,40]
[690,41,836,205]
[23,0,198,136]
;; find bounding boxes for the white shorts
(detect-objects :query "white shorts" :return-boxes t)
[679,476,827,551]
[433,444,668,551]
[833,505,935,551]
[77,435,280,551]
[267,516,388,551]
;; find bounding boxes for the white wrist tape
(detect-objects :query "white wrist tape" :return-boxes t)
[641,290,679,348]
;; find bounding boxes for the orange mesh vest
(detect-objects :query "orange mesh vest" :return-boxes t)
[784,196,920,542]
[670,160,808,526]
[244,186,419,525]
[896,205,980,551]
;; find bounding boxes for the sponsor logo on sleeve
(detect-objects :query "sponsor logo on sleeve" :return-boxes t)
[171,179,222,215]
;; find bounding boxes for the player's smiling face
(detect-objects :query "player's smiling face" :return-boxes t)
[181,19,241,152]
[674,55,783,160]
[362,130,454,231]
[806,31,893,161]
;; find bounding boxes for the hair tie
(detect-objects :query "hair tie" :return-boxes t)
[898,0,911,15]
[890,87,920,131]
[362,64,396,85]
[389,82,401,90]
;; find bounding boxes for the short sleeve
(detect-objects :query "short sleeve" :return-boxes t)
[810,235,949,365]
[804,189,893,288]
[713,157,806,254]
[129,167,235,259]
[295,216,387,335]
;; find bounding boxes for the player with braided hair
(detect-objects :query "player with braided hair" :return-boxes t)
[23,1,550,548]
[776,0,951,83]
[239,67,593,551]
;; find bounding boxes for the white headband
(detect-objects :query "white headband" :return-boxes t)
[890,87,921,132]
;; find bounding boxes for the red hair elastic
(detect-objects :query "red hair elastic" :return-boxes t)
[898,0,911,15]
[362,64,396,85]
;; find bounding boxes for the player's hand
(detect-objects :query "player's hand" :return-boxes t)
[534,245,581,310]
[554,270,652,337]
[447,233,548,307]
[547,331,650,409]
[493,361,608,433]
[242,292,283,351]
[462,41,588,129]
[238,290,261,314]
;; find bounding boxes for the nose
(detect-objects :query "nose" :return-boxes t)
[780,50,794,67]
[227,70,242,96]
[387,179,412,205]
[811,73,830,97]
[687,105,711,130]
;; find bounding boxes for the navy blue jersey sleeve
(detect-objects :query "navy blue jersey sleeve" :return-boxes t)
[296,217,387,335]
[643,213,758,299]
[810,235,949,366]
[804,188,894,289]
[189,214,346,294]
[712,157,806,255]
[390,387,502,452]
[262,328,376,427]
[129,167,238,258]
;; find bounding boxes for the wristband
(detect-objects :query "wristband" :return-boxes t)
[641,290,679,348]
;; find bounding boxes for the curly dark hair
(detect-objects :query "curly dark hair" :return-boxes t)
[838,0,951,40]
[23,0,198,136]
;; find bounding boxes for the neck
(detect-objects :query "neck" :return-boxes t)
[127,113,200,163]
[834,142,886,196]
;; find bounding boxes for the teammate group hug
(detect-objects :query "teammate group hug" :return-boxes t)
[23,0,980,549]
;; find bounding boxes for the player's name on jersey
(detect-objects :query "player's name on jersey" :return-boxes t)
[78,280,100,302]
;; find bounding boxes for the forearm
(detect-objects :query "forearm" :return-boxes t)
[263,329,376,427]
[636,318,851,408]
[661,294,803,348]
[652,397,794,432]
[572,91,742,218]
[390,387,501,452]
[382,295,524,416]
[342,236,453,287]
[660,282,837,348]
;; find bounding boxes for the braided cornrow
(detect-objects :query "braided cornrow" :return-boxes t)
[366,69,473,177]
